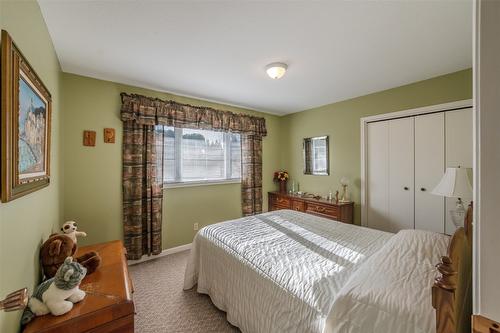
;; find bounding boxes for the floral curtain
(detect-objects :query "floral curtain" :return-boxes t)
[121,93,266,258]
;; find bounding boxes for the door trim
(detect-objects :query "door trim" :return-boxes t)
[360,99,472,227]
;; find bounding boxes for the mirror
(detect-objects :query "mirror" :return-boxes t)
[303,136,329,175]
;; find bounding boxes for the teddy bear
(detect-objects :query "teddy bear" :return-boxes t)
[60,221,87,244]
[21,257,87,325]
[40,233,101,279]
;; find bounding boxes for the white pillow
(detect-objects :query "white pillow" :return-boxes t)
[325,229,450,333]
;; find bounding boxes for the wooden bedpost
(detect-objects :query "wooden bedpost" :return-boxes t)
[432,256,458,332]
[432,203,473,333]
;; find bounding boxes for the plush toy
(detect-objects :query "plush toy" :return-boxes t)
[21,257,87,325]
[60,221,87,244]
[40,234,101,279]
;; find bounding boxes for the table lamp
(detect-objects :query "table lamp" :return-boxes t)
[431,166,472,227]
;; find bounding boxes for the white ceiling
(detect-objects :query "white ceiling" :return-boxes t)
[39,0,472,115]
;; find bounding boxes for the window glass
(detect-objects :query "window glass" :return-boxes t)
[158,126,241,184]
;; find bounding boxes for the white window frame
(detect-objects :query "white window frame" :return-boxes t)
[162,127,241,188]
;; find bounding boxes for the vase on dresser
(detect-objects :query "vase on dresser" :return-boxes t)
[273,170,289,193]
[279,180,287,193]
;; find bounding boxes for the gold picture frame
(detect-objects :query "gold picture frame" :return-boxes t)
[1,30,52,202]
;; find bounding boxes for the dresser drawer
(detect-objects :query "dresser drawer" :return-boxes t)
[292,200,305,212]
[305,202,338,218]
[271,195,291,209]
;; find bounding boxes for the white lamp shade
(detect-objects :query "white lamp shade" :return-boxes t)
[431,167,472,198]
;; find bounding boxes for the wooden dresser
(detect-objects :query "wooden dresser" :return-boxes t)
[23,240,134,333]
[268,191,354,224]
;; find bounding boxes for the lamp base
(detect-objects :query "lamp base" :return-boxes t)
[450,198,467,228]
[339,184,348,202]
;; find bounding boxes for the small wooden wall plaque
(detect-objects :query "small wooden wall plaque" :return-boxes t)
[104,128,115,143]
[83,130,96,147]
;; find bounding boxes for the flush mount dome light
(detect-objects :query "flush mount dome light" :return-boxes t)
[265,62,288,79]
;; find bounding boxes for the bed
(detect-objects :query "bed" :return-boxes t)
[183,209,472,333]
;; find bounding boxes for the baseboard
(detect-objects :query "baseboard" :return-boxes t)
[127,243,192,265]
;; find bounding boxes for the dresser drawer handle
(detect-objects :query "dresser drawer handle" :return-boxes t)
[315,206,326,213]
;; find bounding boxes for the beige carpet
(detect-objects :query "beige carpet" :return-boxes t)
[129,250,239,333]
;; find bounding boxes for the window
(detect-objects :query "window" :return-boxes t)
[157,126,241,186]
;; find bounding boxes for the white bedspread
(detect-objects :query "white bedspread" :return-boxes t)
[183,210,392,333]
[326,229,449,333]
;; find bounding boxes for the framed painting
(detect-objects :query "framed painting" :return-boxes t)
[1,30,52,202]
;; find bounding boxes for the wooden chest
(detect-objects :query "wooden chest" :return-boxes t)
[268,191,354,224]
[23,240,134,333]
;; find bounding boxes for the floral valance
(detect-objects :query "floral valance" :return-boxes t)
[120,93,267,137]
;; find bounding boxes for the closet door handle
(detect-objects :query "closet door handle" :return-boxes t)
[421,187,426,192]
[403,187,409,191]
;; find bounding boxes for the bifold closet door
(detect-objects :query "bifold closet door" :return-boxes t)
[367,118,414,233]
[387,117,414,232]
[414,113,445,233]
[367,121,389,232]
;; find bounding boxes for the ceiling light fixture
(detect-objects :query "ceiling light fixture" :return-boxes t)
[265,62,288,79]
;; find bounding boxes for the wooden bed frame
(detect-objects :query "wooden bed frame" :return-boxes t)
[432,202,473,333]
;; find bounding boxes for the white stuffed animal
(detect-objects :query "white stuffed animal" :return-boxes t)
[21,257,87,325]
[60,221,87,244]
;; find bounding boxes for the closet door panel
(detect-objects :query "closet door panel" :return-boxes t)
[415,113,445,233]
[445,108,473,234]
[388,118,414,232]
[367,121,389,232]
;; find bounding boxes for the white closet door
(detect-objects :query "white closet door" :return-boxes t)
[415,113,445,233]
[367,121,389,232]
[388,117,415,232]
[445,108,473,234]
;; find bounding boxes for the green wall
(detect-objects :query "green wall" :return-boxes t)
[0,1,62,332]
[61,73,283,249]
[281,69,472,225]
